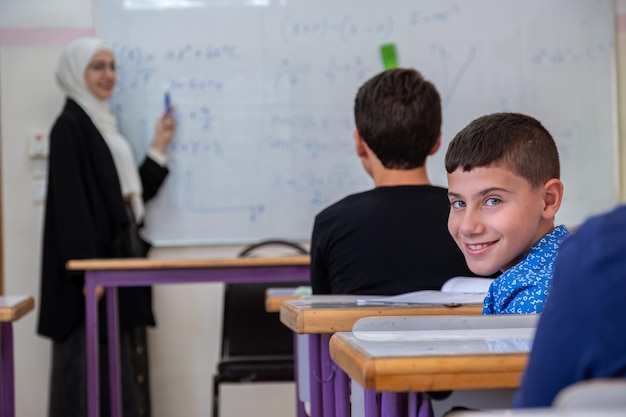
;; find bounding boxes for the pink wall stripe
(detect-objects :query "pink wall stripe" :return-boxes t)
[617,13,626,34]
[0,27,94,46]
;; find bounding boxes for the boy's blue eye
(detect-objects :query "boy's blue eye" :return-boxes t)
[450,200,465,209]
[485,197,501,206]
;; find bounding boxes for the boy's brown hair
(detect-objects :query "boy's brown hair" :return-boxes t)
[445,112,560,188]
[354,68,441,169]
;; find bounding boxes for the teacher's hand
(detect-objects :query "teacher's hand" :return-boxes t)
[151,109,176,153]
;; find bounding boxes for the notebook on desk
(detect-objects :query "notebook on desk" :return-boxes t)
[356,276,493,307]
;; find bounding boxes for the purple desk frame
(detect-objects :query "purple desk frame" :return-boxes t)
[307,335,424,417]
[0,295,35,417]
[330,315,537,417]
[0,322,15,417]
[281,300,485,417]
[77,258,310,417]
[360,391,433,417]
[306,333,351,417]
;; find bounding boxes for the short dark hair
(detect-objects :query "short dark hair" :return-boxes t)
[354,68,441,169]
[445,112,560,188]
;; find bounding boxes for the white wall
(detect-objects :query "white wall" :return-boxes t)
[1,1,626,417]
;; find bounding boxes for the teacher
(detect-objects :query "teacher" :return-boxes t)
[36,37,175,417]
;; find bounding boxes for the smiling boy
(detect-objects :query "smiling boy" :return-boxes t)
[445,112,569,314]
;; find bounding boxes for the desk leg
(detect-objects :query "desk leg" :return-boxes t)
[408,392,417,417]
[294,333,307,417]
[1,323,14,417]
[350,380,364,417]
[364,389,379,417]
[85,273,100,417]
[380,392,402,417]
[334,366,350,417]
[309,334,323,417]
[409,392,435,417]
[320,333,336,417]
[106,287,122,417]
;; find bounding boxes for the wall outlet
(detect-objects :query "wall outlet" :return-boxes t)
[27,131,49,158]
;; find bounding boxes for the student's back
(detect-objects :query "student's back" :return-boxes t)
[311,185,474,295]
[310,68,480,295]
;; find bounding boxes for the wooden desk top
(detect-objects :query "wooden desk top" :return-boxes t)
[67,255,310,271]
[0,295,35,322]
[280,297,483,334]
[330,329,530,392]
[265,287,301,312]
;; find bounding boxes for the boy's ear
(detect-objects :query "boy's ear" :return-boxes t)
[428,133,442,156]
[542,178,564,219]
[354,130,367,158]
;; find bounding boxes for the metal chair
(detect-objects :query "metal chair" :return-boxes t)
[211,240,308,417]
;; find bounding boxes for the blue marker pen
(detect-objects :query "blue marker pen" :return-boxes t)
[164,91,171,115]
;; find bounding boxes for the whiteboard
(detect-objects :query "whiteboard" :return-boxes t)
[97,0,619,245]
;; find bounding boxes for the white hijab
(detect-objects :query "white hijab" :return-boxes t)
[56,37,145,222]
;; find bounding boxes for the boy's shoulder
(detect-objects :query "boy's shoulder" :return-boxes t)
[484,225,570,314]
[511,225,570,274]
[314,185,448,222]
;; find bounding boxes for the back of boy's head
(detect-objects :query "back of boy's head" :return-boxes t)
[445,112,560,188]
[354,68,441,169]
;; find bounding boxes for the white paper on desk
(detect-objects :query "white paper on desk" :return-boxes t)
[440,276,494,293]
[353,327,536,342]
[300,294,381,302]
[356,276,492,306]
[356,290,486,306]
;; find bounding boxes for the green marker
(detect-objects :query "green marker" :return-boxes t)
[380,43,398,70]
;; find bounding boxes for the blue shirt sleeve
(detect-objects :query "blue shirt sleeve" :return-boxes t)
[502,285,545,314]
[483,226,568,315]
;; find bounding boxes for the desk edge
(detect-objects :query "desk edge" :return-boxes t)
[0,296,35,322]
